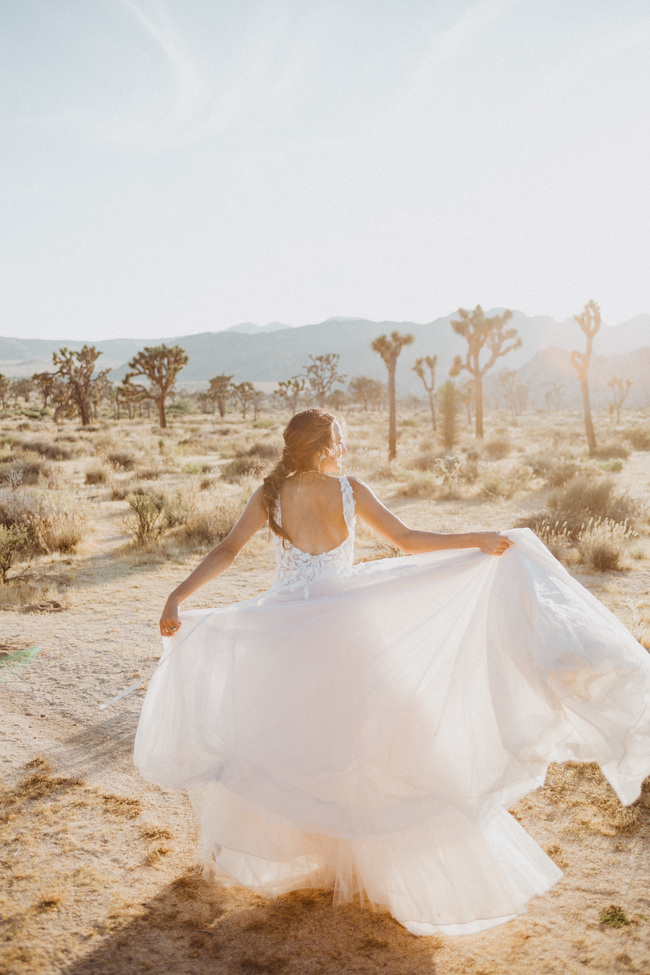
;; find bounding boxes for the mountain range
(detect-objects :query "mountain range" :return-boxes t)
[0,311,648,406]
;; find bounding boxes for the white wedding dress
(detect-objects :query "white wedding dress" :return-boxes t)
[134,475,650,936]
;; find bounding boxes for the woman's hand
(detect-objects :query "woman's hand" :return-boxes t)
[160,597,181,637]
[475,532,513,556]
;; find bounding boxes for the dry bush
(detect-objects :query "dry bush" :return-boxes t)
[483,438,510,460]
[395,471,437,499]
[527,453,591,488]
[20,439,76,461]
[530,519,577,564]
[106,450,137,471]
[479,463,532,499]
[165,491,241,552]
[546,476,639,537]
[0,455,54,487]
[221,456,266,482]
[623,426,650,450]
[0,486,88,555]
[577,518,634,572]
[0,524,28,582]
[110,477,139,500]
[0,575,69,611]
[85,461,108,485]
[593,441,630,460]
[124,492,171,544]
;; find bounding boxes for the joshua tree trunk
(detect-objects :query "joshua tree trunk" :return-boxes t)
[580,380,596,454]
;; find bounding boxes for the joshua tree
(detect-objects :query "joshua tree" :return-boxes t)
[32,372,56,410]
[496,370,529,422]
[348,376,384,412]
[371,331,414,460]
[0,374,9,416]
[608,375,632,425]
[207,374,234,418]
[232,381,256,419]
[413,355,438,431]
[275,377,306,414]
[52,345,110,427]
[437,380,462,451]
[449,306,521,438]
[124,344,188,429]
[570,300,601,455]
[304,354,345,408]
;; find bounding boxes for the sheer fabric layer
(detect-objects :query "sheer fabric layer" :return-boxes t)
[134,488,650,936]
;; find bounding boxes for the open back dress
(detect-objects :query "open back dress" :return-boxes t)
[134,475,650,936]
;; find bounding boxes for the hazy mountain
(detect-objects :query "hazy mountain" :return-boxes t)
[0,312,647,395]
[225,321,291,334]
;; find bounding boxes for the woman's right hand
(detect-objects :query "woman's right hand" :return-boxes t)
[475,532,513,556]
[160,596,181,637]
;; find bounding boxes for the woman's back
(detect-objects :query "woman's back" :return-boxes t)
[278,473,350,556]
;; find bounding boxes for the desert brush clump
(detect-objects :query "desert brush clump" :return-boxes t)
[593,440,630,461]
[483,438,511,460]
[623,425,650,450]
[0,454,54,487]
[479,463,532,499]
[0,524,28,582]
[577,518,634,572]
[0,486,88,555]
[546,476,639,537]
[20,439,78,461]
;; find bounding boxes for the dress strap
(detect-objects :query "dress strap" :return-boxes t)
[339,476,356,532]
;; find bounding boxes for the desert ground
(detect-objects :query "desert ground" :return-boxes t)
[1,405,650,975]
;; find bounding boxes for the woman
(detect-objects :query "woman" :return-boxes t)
[135,408,650,937]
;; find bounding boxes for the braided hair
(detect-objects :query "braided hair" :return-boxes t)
[262,408,339,545]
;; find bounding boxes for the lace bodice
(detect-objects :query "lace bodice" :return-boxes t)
[272,475,356,596]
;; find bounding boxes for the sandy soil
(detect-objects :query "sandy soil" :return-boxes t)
[2,440,650,975]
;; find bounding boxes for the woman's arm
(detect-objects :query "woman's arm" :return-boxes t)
[159,486,267,636]
[349,477,513,557]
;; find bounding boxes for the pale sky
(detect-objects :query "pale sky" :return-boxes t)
[2,0,649,341]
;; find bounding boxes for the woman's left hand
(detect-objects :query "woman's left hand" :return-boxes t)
[160,597,181,637]
[475,532,513,556]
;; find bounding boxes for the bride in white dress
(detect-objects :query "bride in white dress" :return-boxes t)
[134,408,650,937]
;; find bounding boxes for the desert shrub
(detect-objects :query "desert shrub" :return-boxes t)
[593,441,630,461]
[221,456,266,482]
[528,454,590,488]
[547,476,638,537]
[528,519,576,564]
[479,464,532,499]
[0,456,53,486]
[411,451,436,472]
[20,439,74,461]
[0,487,87,554]
[396,471,437,498]
[600,459,624,473]
[578,519,634,572]
[85,462,108,485]
[168,494,239,550]
[484,439,510,460]
[106,451,137,471]
[244,441,279,460]
[110,477,139,500]
[181,463,201,475]
[124,493,170,544]
[0,524,28,582]
[623,426,650,450]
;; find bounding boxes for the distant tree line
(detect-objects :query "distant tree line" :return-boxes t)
[0,300,635,459]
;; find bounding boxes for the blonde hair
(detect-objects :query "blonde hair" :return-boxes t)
[263,408,339,544]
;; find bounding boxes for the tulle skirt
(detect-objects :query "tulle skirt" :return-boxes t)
[134,529,650,936]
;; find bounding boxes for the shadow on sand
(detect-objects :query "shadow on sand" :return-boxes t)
[61,874,439,975]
